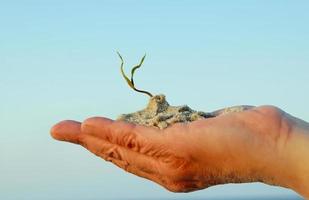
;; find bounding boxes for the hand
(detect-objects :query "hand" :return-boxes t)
[50,106,309,197]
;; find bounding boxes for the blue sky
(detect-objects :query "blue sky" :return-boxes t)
[0,1,308,199]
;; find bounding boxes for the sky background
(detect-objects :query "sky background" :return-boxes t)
[1,0,308,199]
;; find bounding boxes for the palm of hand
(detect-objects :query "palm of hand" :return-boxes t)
[51,106,291,192]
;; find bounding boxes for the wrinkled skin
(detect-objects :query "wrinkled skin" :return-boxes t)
[51,105,308,197]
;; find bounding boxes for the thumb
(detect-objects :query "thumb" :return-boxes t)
[50,120,81,144]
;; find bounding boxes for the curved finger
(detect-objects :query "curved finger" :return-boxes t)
[50,120,82,144]
[79,134,168,186]
[108,156,167,189]
[81,117,165,153]
[80,134,161,175]
[108,156,200,193]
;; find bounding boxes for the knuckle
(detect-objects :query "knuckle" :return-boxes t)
[161,159,194,182]
[104,146,123,160]
[164,179,207,193]
[163,156,192,177]
[122,131,138,149]
[78,134,88,148]
[82,117,113,130]
[118,123,145,152]
[165,182,193,193]
[82,117,101,125]
[109,157,130,172]
[256,105,283,117]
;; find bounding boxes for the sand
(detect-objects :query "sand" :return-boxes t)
[117,94,253,129]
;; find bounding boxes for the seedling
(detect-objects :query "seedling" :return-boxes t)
[116,53,251,129]
[117,52,153,97]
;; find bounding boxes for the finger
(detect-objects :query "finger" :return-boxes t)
[80,134,166,185]
[108,156,166,189]
[108,155,198,193]
[50,120,81,144]
[81,117,164,153]
[80,134,161,176]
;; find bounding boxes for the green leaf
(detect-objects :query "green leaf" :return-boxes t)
[117,52,135,89]
[117,52,152,97]
[131,54,146,83]
[121,65,135,88]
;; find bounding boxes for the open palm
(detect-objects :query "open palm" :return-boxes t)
[51,105,292,192]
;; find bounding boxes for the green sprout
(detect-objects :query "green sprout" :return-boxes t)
[117,52,153,97]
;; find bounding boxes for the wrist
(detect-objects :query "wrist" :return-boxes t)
[258,114,309,198]
[245,111,309,198]
[281,117,309,197]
